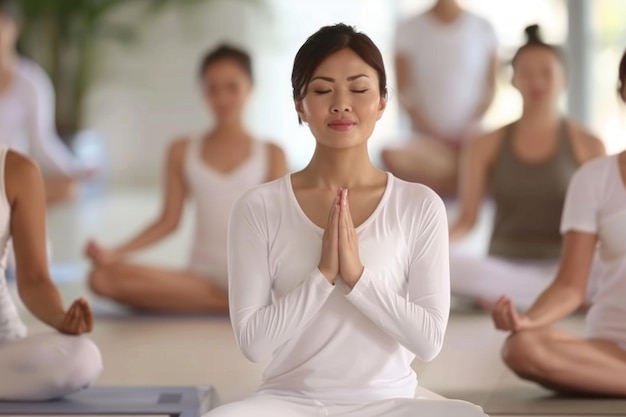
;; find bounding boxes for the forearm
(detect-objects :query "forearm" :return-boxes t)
[449,217,475,241]
[524,282,583,328]
[345,269,448,362]
[113,219,175,255]
[232,269,334,363]
[18,279,65,329]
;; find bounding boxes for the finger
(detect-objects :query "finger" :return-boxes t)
[80,298,94,332]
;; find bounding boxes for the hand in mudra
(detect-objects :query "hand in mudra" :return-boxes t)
[318,189,364,287]
[337,189,364,287]
[56,297,94,335]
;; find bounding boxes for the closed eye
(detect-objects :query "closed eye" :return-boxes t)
[352,89,369,94]
[314,90,332,95]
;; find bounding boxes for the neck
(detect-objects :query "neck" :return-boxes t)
[303,145,380,189]
[211,120,247,141]
[432,0,462,22]
[519,103,560,128]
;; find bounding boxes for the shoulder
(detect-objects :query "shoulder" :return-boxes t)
[5,150,43,201]
[566,119,606,162]
[234,175,287,211]
[167,136,192,158]
[397,13,427,35]
[390,176,446,215]
[466,125,507,158]
[263,140,286,158]
[572,154,614,184]
[14,58,53,90]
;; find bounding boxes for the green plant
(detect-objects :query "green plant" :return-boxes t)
[14,0,261,140]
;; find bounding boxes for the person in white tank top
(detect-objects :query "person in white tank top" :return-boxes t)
[84,45,287,313]
[490,48,626,397]
[0,146,102,400]
[0,3,95,205]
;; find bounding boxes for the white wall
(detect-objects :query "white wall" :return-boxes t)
[84,0,410,187]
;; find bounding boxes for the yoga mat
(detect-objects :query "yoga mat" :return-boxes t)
[441,387,626,416]
[0,385,216,416]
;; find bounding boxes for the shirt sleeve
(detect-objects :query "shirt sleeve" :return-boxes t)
[24,63,77,176]
[560,161,603,235]
[227,190,335,363]
[345,189,450,362]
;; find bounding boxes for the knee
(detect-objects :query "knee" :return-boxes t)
[88,267,114,297]
[64,337,103,391]
[502,332,550,377]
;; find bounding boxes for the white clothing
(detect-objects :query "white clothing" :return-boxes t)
[220,173,484,415]
[184,137,268,290]
[204,393,485,417]
[0,332,102,400]
[0,147,27,342]
[0,146,102,400]
[450,251,558,310]
[560,155,626,349]
[395,11,497,140]
[0,58,76,176]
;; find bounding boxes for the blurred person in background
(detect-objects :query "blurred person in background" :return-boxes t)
[382,0,498,196]
[449,25,605,311]
[491,49,626,396]
[84,45,287,314]
[0,0,95,206]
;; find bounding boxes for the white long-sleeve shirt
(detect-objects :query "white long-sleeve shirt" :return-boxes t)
[227,173,450,403]
[0,58,76,176]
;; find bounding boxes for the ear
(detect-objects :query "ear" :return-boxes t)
[295,101,308,123]
[376,97,387,121]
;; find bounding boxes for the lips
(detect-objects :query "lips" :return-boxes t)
[328,119,356,131]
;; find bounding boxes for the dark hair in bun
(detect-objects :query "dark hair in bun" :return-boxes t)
[512,24,564,67]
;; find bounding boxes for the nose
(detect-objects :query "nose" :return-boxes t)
[330,91,352,113]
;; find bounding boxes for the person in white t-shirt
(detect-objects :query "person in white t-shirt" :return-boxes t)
[382,0,498,196]
[0,1,94,205]
[205,23,485,417]
[490,50,626,396]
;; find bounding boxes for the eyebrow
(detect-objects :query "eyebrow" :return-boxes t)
[310,74,370,82]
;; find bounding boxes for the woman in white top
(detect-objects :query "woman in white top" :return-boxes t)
[0,2,93,205]
[491,50,626,396]
[0,146,102,400]
[205,24,485,417]
[84,45,287,313]
[382,0,498,196]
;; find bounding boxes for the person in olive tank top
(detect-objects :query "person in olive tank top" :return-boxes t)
[83,46,287,313]
[448,25,605,311]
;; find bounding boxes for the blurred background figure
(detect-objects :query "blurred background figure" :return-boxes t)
[449,25,605,311]
[382,0,498,196]
[84,45,287,313]
[0,0,96,206]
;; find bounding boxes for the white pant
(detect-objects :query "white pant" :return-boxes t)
[204,393,486,417]
[450,251,602,310]
[0,332,103,400]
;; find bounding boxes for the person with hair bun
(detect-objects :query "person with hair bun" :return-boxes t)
[491,48,626,397]
[449,24,606,311]
[84,44,287,313]
[205,23,486,417]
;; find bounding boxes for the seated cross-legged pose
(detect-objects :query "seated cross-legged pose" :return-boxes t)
[85,45,287,313]
[205,24,486,417]
[491,49,626,397]
[449,25,605,311]
[0,146,102,400]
